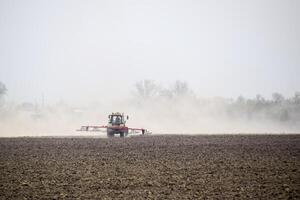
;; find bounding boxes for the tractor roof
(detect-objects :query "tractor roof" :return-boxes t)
[111,112,122,115]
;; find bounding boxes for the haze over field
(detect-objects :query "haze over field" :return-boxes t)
[1,80,300,136]
[0,0,299,136]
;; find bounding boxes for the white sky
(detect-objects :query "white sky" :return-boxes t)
[0,0,299,104]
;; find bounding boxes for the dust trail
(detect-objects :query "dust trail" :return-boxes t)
[0,80,300,137]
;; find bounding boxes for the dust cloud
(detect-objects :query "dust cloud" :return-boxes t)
[0,80,300,137]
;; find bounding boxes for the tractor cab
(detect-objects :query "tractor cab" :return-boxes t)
[108,112,128,126]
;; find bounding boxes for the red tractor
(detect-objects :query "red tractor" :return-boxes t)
[78,112,147,137]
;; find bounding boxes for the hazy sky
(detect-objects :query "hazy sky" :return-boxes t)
[0,0,299,104]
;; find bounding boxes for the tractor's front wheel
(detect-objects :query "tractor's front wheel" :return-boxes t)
[107,133,114,138]
[107,129,114,138]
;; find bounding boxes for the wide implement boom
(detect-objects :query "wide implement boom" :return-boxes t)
[77,112,149,137]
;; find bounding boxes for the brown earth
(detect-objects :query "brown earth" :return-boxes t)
[0,135,299,199]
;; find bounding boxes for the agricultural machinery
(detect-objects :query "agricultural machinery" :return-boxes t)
[77,112,148,137]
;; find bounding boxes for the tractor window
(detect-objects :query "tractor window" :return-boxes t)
[111,115,123,124]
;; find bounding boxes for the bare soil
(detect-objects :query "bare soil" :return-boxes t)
[0,135,299,199]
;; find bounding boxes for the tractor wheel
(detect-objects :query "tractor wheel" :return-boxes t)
[107,130,114,138]
[125,131,129,137]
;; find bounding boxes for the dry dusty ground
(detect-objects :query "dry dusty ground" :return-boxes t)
[0,135,299,199]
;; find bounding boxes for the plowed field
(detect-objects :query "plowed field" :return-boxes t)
[0,135,299,199]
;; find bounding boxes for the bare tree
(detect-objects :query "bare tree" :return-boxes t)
[0,82,7,97]
[293,91,300,104]
[272,92,284,104]
[134,80,160,99]
[256,94,265,103]
[0,82,7,108]
[171,80,190,97]
[237,95,245,103]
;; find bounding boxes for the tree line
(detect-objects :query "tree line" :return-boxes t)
[1,80,300,123]
[134,80,300,123]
